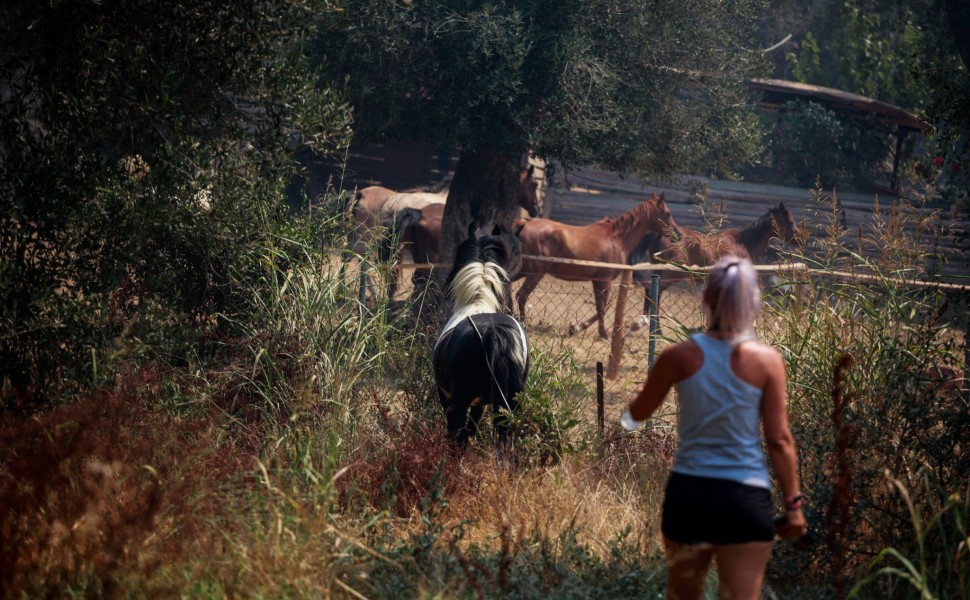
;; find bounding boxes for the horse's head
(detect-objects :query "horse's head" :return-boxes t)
[650,192,681,241]
[517,165,542,218]
[770,201,802,245]
[447,223,515,312]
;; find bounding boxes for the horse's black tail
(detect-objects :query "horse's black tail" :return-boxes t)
[344,190,363,216]
[480,321,529,441]
[379,207,421,263]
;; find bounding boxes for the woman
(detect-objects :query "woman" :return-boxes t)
[622,256,806,600]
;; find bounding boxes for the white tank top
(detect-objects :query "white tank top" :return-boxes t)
[672,333,771,489]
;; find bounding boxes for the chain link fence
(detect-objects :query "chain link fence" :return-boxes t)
[388,256,969,431]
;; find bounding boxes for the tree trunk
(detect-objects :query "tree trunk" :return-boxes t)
[413,149,521,327]
[439,150,522,266]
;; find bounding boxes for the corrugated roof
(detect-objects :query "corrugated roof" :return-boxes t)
[748,78,926,132]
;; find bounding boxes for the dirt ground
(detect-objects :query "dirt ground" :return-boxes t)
[506,275,705,428]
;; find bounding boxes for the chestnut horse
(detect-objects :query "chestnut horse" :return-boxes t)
[382,202,445,295]
[512,192,678,339]
[628,202,802,316]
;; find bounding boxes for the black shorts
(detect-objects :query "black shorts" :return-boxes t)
[661,472,774,545]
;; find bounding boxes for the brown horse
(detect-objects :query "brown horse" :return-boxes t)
[374,166,542,297]
[627,201,802,317]
[350,165,542,256]
[383,202,445,295]
[512,192,678,339]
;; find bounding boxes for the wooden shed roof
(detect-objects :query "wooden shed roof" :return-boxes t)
[748,78,926,133]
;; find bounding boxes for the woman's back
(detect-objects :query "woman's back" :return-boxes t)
[673,333,769,489]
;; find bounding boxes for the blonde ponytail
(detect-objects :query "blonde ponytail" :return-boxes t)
[702,256,760,341]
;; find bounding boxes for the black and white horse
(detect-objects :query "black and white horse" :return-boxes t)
[433,225,529,453]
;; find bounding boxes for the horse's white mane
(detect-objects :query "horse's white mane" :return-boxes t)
[448,260,507,319]
[439,258,527,371]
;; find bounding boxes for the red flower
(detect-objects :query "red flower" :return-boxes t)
[934,156,944,166]
[952,163,962,173]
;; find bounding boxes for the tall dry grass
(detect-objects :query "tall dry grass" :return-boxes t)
[2,181,967,598]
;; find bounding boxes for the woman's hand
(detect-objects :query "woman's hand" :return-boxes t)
[775,508,807,540]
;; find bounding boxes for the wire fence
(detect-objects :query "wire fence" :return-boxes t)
[392,256,970,429]
[504,260,815,426]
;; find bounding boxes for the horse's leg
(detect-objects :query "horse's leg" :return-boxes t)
[358,261,372,308]
[445,396,471,452]
[503,280,515,314]
[593,280,612,339]
[385,263,399,301]
[516,274,543,323]
[629,284,652,332]
[571,280,611,339]
[491,388,520,460]
[467,403,486,440]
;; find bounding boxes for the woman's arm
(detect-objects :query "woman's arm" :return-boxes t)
[761,349,807,537]
[626,344,682,422]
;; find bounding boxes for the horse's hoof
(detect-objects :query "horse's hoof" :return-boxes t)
[567,323,578,336]
[630,315,649,332]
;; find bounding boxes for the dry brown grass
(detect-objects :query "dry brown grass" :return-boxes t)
[437,429,676,557]
[0,367,262,598]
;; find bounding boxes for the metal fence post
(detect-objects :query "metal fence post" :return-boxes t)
[648,273,661,370]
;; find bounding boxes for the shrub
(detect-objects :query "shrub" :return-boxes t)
[764,184,970,597]
[0,0,353,407]
[772,100,893,190]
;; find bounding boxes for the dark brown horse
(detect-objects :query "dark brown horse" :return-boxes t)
[628,201,802,317]
[384,202,445,293]
[512,192,678,339]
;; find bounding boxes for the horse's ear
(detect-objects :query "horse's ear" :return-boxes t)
[491,223,502,236]
[659,192,666,202]
[467,221,477,239]
[778,201,786,209]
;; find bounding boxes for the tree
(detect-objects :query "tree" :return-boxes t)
[781,0,926,110]
[0,0,352,404]
[921,0,970,215]
[316,0,770,272]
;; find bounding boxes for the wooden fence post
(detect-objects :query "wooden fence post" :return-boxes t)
[596,361,604,432]
[607,270,633,379]
[648,273,661,371]
[965,320,969,404]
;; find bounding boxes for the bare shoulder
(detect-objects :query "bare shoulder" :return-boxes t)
[731,340,785,388]
[739,341,785,372]
[657,337,702,381]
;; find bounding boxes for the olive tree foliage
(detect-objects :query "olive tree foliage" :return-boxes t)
[315,0,770,268]
[0,0,352,405]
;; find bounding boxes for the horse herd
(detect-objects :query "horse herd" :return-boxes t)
[344,174,803,453]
